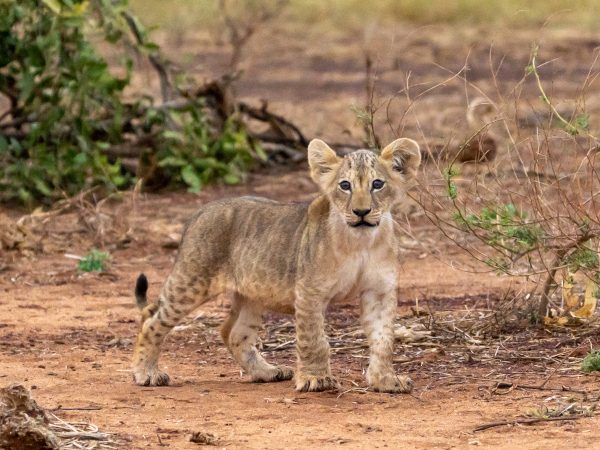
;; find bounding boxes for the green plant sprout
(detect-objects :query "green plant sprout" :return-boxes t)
[78,249,111,272]
[581,350,600,373]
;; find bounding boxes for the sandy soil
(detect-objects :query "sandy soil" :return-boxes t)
[2,22,600,450]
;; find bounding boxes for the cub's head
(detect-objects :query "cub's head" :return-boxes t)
[308,138,421,228]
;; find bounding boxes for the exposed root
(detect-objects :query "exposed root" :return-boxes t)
[0,384,117,450]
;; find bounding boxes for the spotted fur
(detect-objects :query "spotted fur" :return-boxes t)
[132,138,421,393]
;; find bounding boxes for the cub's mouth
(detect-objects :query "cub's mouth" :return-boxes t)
[350,220,377,228]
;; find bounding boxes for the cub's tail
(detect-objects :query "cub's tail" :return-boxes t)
[135,273,149,310]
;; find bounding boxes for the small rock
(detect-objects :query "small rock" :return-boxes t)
[189,431,217,445]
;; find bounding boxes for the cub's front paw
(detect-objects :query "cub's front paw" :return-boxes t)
[251,365,294,383]
[295,373,340,392]
[369,373,413,393]
[133,369,170,386]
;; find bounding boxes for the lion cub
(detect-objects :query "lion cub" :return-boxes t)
[132,138,421,393]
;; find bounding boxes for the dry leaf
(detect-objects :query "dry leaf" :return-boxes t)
[394,324,431,343]
[264,397,298,405]
[563,273,579,310]
[543,315,583,327]
[572,280,598,318]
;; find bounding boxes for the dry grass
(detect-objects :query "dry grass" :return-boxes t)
[48,413,117,450]
[130,0,600,33]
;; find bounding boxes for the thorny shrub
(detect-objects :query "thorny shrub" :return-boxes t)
[412,45,600,322]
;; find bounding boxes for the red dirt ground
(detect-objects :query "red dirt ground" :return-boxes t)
[2,173,599,449]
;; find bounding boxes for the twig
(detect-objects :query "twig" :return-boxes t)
[493,382,588,395]
[539,348,578,388]
[122,12,171,103]
[336,387,369,398]
[529,45,598,142]
[54,431,111,440]
[362,52,381,149]
[238,101,308,147]
[474,414,590,432]
[52,406,103,411]
[219,0,287,71]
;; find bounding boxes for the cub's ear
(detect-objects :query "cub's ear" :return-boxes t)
[307,139,341,188]
[380,138,421,180]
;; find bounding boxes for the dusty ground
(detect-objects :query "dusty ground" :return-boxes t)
[2,174,599,449]
[2,22,600,449]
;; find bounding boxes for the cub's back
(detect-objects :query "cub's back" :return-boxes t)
[176,197,309,300]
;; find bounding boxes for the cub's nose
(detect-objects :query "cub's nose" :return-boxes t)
[352,208,371,218]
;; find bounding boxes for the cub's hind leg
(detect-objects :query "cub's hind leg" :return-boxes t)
[132,273,206,386]
[226,295,293,382]
[220,295,241,351]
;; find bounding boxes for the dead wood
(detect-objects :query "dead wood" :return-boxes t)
[115,3,313,180]
[0,383,116,449]
[122,12,171,103]
[473,414,590,432]
[493,382,588,395]
[0,384,60,450]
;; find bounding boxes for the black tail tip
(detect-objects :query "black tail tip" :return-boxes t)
[135,273,148,308]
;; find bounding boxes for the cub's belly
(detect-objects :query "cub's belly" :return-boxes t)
[235,277,296,314]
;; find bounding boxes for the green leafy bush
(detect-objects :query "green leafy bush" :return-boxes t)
[0,0,131,205]
[155,109,262,193]
[450,194,545,276]
[454,203,544,249]
[433,113,600,319]
[0,0,259,205]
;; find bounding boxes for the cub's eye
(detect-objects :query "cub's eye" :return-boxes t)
[339,180,352,192]
[372,179,385,190]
